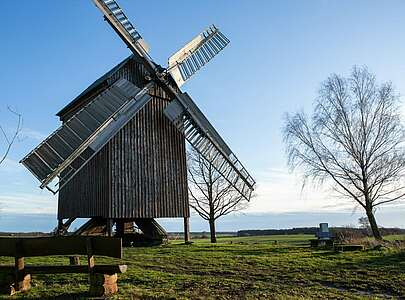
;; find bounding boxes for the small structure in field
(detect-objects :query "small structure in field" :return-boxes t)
[316,223,332,240]
[310,223,334,248]
[20,0,255,244]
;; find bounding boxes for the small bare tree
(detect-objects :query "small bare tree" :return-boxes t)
[358,217,370,233]
[283,66,405,241]
[0,107,22,166]
[188,148,248,243]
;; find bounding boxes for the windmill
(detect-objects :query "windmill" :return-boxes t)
[20,0,255,243]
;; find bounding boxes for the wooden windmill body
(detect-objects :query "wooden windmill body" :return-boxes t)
[21,0,255,243]
[56,56,188,240]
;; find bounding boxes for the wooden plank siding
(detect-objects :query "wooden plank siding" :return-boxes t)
[58,56,189,219]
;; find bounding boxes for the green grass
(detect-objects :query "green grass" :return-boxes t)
[1,234,404,299]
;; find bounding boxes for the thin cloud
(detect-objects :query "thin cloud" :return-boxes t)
[0,158,24,173]
[248,167,405,215]
[21,128,47,141]
[0,192,57,214]
[248,168,352,214]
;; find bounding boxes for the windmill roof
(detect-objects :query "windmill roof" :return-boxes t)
[56,55,134,118]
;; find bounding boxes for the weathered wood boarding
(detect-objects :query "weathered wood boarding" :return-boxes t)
[57,55,189,221]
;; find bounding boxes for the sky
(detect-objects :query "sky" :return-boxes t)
[1,0,405,232]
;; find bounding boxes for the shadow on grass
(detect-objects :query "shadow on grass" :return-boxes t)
[16,292,91,300]
[357,250,405,267]
[311,250,343,257]
[316,280,400,299]
[184,245,308,256]
[314,250,405,298]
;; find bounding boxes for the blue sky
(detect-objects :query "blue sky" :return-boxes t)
[1,0,405,232]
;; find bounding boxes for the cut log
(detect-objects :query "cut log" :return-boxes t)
[89,273,118,296]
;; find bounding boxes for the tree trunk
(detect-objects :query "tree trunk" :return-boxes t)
[366,207,382,241]
[209,219,217,243]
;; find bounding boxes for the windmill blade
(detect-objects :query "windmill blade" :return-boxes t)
[167,25,230,87]
[20,79,153,194]
[164,93,255,200]
[92,0,150,58]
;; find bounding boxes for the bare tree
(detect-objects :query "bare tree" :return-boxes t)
[187,148,248,243]
[283,66,405,241]
[0,107,22,166]
[358,217,370,232]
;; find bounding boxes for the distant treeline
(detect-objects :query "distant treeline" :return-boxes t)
[237,227,405,237]
[0,232,51,237]
[2,227,404,239]
[167,232,236,239]
[237,228,318,236]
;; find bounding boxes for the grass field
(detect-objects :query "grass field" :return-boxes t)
[0,234,404,299]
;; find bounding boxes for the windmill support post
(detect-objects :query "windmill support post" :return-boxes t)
[115,220,125,237]
[56,218,76,236]
[184,217,191,243]
[106,219,114,237]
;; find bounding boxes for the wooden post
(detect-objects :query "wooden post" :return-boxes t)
[86,238,95,275]
[14,239,30,293]
[184,217,191,244]
[57,219,63,234]
[116,220,125,237]
[106,219,114,237]
[87,237,119,296]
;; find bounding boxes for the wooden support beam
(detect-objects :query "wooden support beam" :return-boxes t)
[56,218,76,235]
[57,219,63,231]
[124,221,135,233]
[73,218,107,236]
[25,264,126,275]
[116,220,125,237]
[184,217,191,243]
[106,219,114,237]
[86,238,95,275]
[0,264,126,275]
[0,236,123,259]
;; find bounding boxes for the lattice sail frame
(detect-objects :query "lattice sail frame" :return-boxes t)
[21,79,152,194]
[167,25,230,87]
[164,94,255,201]
[92,0,150,59]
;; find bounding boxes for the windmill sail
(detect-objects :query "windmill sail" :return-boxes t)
[21,79,152,193]
[92,0,150,58]
[164,93,255,200]
[167,25,230,87]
